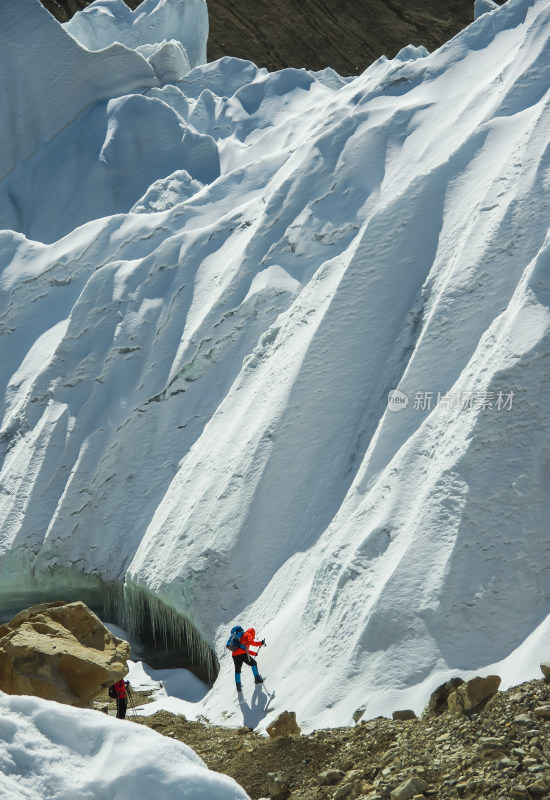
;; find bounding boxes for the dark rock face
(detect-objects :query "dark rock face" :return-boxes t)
[429,677,466,715]
[39,0,505,75]
[207,0,478,74]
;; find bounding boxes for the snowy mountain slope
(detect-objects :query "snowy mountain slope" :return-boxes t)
[1,0,550,730]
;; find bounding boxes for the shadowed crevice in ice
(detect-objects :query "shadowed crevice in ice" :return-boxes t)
[123,582,219,683]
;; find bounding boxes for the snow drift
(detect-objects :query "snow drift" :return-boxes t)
[1,0,550,730]
[0,691,249,800]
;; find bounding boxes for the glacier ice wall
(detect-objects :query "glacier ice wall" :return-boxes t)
[1,0,550,724]
[0,0,212,242]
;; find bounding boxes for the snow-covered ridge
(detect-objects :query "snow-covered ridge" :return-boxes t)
[64,0,208,71]
[1,0,550,730]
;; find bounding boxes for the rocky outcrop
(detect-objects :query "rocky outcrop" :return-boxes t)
[41,0,141,23]
[266,710,301,739]
[428,677,465,714]
[392,710,417,721]
[0,601,129,706]
[447,675,501,714]
[140,675,550,800]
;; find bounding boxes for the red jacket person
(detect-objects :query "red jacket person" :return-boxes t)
[113,679,128,719]
[229,626,265,693]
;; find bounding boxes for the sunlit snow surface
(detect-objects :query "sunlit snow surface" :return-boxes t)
[1,0,550,736]
[0,690,249,800]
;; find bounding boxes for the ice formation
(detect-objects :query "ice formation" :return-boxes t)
[64,0,208,83]
[1,0,550,729]
[64,0,208,68]
[475,0,502,18]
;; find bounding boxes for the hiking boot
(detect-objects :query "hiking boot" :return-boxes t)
[254,675,264,684]
[236,684,243,693]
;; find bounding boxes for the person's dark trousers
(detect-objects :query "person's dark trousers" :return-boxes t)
[116,697,127,719]
[233,652,256,676]
[233,652,257,688]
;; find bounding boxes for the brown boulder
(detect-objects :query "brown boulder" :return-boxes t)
[428,677,465,714]
[0,601,130,707]
[317,769,344,786]
[447,675,501,714]
[390,776,428,800]
[392,709,417,721]
[267,772,291,799]
[266,710,301,738]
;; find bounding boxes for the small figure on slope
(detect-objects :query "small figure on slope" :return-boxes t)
[111,678,130,719]
[226,625,265,693]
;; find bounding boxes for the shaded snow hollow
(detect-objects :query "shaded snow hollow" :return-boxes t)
[1,0,550,739]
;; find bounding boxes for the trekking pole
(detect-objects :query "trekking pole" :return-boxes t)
[129,687,137,717]
[127,685,138,719]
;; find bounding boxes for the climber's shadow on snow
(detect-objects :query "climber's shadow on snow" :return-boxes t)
[237,684,274,728]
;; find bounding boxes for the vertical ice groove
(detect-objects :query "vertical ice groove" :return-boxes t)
[123,581,219,682]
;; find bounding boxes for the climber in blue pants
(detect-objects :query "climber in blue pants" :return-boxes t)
[227,626,265,693]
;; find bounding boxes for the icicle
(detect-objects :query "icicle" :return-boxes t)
[122,581,219,683]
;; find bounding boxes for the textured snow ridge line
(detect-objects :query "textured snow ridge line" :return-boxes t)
[0,0,212,241]
[124,0,550,725]
[475,0,501,18]
[0,692,250,800]
[304,233,550,724]
[128,0,550,577]
[0,199,300,581]
[0,92,221,242]
[64,0,208,71]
